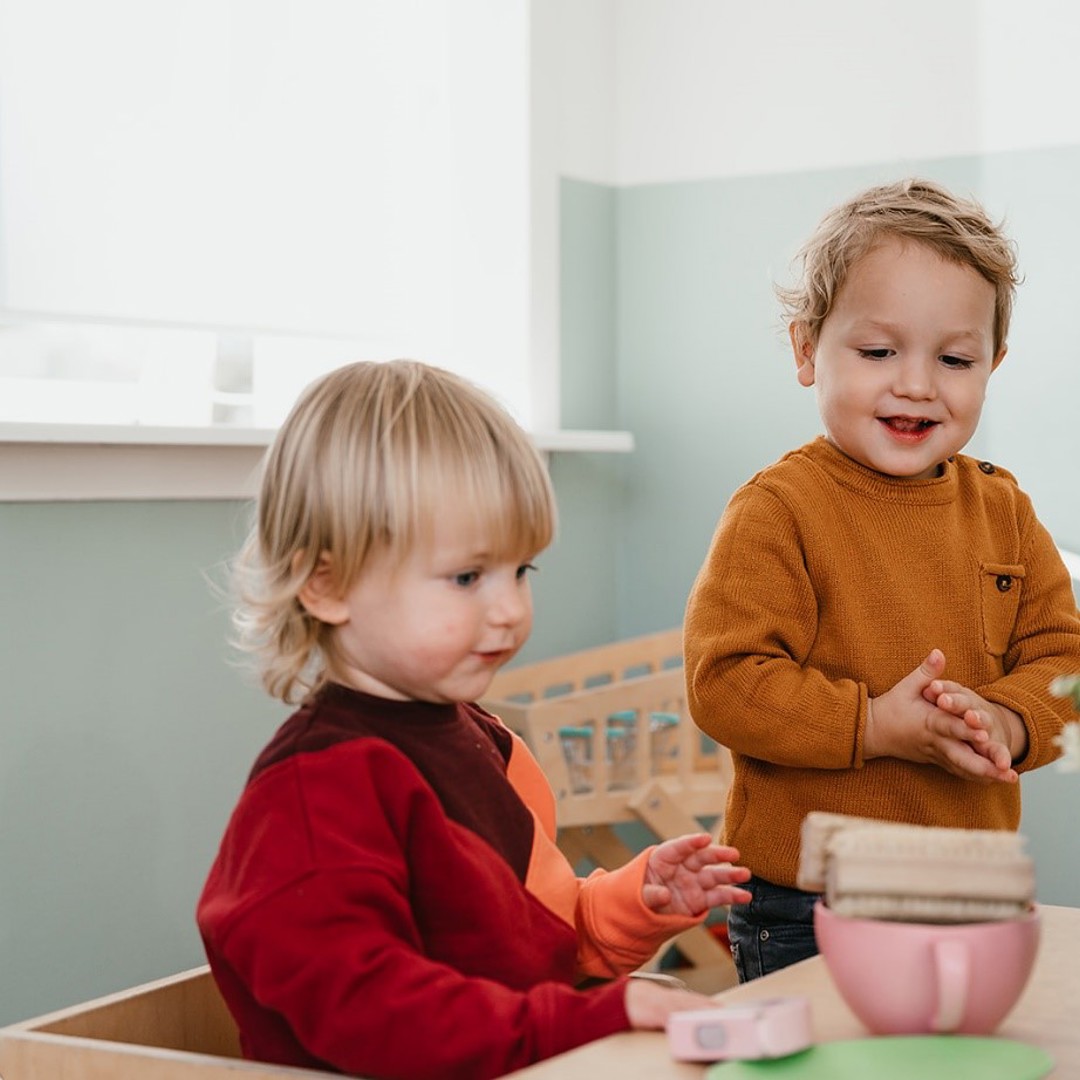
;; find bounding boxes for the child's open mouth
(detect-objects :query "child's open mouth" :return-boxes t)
[880,416,938,437]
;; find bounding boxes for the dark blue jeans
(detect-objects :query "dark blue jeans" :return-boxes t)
[726,876,821,983]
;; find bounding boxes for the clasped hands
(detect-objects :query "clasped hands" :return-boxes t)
[866,648,1026,783]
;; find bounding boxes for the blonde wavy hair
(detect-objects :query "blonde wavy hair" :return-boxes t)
[232,359,557,703]
[778,178,1020,353]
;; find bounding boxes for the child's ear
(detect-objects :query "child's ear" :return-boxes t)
[991,344,1008,372]
[790,322,816,387]
[296,552,351,626]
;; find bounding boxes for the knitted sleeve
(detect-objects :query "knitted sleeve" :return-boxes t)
[684,483,867,769]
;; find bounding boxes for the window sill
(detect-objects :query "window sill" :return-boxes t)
[0,424,634,501]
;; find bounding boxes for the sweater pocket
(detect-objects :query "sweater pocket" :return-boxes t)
[979,562,1025,657]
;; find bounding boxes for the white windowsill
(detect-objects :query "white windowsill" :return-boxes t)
[0,423,635,501]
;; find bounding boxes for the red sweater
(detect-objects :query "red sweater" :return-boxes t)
[197,685,698,1079]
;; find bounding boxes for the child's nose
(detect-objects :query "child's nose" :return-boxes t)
[893,354,937,399]
[490,580,529,625]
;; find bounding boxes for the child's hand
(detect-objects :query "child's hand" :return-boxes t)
[623,979,716,1029]
[864,648,1015,786]
[642,834,752,916]
[924,678,1026,772]
[867,650,1018,783]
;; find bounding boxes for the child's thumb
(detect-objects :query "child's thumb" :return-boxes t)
[917,648,946,680]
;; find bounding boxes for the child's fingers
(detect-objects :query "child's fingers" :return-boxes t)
[945,715,989,743]
[679,846,747,875]
[657,833,712,858]
[709,844,742,863]
[702,866,751,891]
[927,707,987,746]
[705,883,753,907]
[940,738,1017,783]
[698,857,750,878]
[640,882,673,912]
[973,737,1015,772]
[653,834,723,872]
[937,692,985,725]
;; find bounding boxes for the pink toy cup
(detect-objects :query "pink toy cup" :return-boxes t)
[814,901,1041,1035]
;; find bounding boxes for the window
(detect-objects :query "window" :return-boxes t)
[0,315,404,429]
[0,0,537,433]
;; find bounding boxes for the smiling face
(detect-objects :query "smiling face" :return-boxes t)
[300,500,538,704]
[792,238,1006,480]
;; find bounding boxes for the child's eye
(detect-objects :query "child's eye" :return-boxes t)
[857,348,894,360]
[940,354,975,369]
[516,563,538,580]
[453,571,480,587]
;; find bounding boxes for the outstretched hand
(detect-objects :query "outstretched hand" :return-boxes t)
[641,834,752,916]
[867,649,1018,783]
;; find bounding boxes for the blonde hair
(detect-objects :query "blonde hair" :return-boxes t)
[233,359,557,703]
[778,178,1020,353]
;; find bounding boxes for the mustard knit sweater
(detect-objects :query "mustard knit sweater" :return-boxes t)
[684,437,1080,889]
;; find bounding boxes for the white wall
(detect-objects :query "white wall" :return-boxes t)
[619,0,983,183]
[529,0,618,428]
[554,0,1080,187]
[979,0,1080,152]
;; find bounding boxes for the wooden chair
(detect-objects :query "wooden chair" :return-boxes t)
[0,966,330,1080]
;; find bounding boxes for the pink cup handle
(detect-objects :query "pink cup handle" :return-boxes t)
[932,939,969,1032]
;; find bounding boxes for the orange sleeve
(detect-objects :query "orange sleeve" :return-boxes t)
[503,729,702,978]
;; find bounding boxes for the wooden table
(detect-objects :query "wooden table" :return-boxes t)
[506,904,1080,1078]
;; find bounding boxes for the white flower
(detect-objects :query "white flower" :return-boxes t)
[1053,723,1080,774]
[1051,676,1080,774]
[1051,674,1080,701]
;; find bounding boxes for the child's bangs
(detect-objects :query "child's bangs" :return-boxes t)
[413,437,555,560]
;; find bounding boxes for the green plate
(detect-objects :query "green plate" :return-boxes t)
[705,1037,1053,1079]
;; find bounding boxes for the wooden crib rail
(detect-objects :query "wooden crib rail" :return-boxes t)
[486,628,683,702]
[486,668,731,830]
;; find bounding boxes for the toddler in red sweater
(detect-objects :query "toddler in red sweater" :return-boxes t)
[198,359,751,1079]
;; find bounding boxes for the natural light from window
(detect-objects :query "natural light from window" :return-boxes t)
[0,316,415,430]
[0,0,536,434]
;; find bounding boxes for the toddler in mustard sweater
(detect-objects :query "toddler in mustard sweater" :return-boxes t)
[684,178,1080,982]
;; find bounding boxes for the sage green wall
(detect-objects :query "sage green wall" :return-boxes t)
[0,501,277,1024]
[0,461,617,1026]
